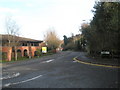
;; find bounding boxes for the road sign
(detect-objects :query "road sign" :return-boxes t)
[42,47,47,53]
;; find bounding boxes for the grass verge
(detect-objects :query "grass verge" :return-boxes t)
[1,52,55,63]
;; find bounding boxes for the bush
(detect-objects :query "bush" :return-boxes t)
[35,49,42,56]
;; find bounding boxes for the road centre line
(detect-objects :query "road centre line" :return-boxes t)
[42,59,54,63]
[73,57,120,68]
[4,75,42,87]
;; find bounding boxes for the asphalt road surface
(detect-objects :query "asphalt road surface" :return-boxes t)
[2,51,119,88]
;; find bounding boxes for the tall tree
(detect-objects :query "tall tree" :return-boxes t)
[5,16,20,60]
[63,35,68,46]
[44,29,60,51]
[81,2,119,56]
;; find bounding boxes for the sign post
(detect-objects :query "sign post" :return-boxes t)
[42,47,47,53]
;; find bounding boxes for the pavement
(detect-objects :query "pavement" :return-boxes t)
[74,52,120,68]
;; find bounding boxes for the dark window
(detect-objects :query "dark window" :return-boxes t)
[22,43,27,46]
[34,43,39,46]
[24,49,28,57]
[31,43,34,46]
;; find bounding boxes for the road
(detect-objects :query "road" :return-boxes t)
[2,51,119,88]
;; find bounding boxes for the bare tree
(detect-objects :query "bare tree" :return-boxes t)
[44,28,60,51]
[5,16,20,60]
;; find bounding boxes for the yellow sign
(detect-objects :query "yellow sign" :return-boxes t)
[42,47,47,53]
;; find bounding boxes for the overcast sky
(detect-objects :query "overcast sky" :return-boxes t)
[0,0,97,40]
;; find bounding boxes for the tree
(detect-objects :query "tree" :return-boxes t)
[81,2,120,57]
[44,29,60,51]
[63,34,84,51]
[5,16,20,60]
[63,35,68,46]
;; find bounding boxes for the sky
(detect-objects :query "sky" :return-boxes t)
[0,0,97,40]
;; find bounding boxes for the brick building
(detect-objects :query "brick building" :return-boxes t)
[1,34,46,61]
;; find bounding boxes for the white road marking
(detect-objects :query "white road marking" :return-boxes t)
[4,83,11,87]
[73,61,77,63]
[4,75,42,87]
[1,72,20,80]
[42,59,54,63]
[46,59,54,63]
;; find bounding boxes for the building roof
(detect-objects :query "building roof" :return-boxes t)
[0,34,43,43]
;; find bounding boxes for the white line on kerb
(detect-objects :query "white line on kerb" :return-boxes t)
[4,75,42,87]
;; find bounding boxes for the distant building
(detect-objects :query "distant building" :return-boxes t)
[0,34,46,61]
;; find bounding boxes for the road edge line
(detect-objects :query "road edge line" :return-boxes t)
[4,75,42,87]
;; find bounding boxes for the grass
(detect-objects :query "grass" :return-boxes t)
[1,57,29,63]
[0,60,2,63]
[1,52,55,63]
